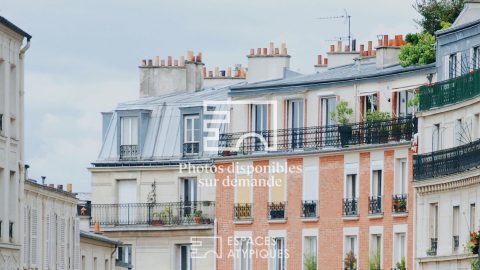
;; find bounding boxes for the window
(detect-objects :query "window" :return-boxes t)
[473,46,480,70]
[370,234,382,267]
[394,233,406,267]
[449,53,458,79]
[397,90,414,117]
[429,203,439,254]
[321,97,336,126]
[395,159,407,195]
[344,174,358,216]
[120,117,138,146]
[432,124,440,151]
[183,115,200,155]
[236,238,252,270]
[303,236,317,269]
[453,206,460,251]
[471,203,476,231]
[346,174,357,199]
[371,170,382,197]
[252,104,268,151]
[455,119,464,146]
[116,245,132,266]
[81,256,85,270]
[93,257,97,270]
[179,245,192,270]
[288,100,304,149]
[0,114,2,131]
[344,236,357,269]
[363,93,378,117]
[182,178,197,216]
[271,237,286,270]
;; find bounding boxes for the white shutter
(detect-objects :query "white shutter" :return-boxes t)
[471,48,475,72]
[30,208,38,267]
[61,217,66,270]
[74,218,80,270]
[302,158,319,201]
[457,52,462,76]
[44,213,50,269]
[23,206,29,267]
[444,55,450,79]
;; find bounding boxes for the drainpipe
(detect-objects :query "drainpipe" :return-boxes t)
[20,39,31,57]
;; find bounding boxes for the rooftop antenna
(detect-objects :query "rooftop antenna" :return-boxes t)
[317,9,352,48]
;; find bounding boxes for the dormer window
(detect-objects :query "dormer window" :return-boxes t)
[120,116,138,159]
[183,114,200,155]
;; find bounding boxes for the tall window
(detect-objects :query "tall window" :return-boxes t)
[236,238,252,270]
[344,235,357,269]
[371,170,382,197]
[184,115,200,155]
[453,206,460,251]
[288,100,304,149]
[120,117,138,146]
[252,104,268,151]
[449,53,458,79]
[473,46,480,70]
[179,245,192,270]
[271,237,286,270]
[432,124,440,151]
[429,203,439,252]
[455,119,464,146]
[370,234,382,267]
[397,90,414,117]
[182,178,197,216]
[395,159,408,195]
[363,94,378,116]
[303,236,317,269]
[471,203,477,231]
[346,174,357,199]
[394,233,406,267]
[321,97,336,126]
[116,245,132,266]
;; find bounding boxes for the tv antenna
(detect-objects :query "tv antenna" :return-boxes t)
[317,9,352,48]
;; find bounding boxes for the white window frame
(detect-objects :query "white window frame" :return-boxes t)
[321,96,336,126]
[120,116,138,145]
[363,93,378,116]
[184,114,200,154]
[395,158,408,195]
[392,225,407,269]
[252,104,268,133]
[370,161,384,197]
[178,244,192,270]
[302,229,318,270]
[269,230,287,270]
[234,231,253,270]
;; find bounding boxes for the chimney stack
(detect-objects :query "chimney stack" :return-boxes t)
[247,42,291,83]
[67,183,72,193]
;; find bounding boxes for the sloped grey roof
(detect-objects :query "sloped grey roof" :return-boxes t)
[96,83,243,164]
[80,230,122,245]
[230,61,436,96]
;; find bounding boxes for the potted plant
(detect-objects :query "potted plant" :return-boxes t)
[151,212,163,226]
[365,111,390,144]
[330,101,353,147]
[194,210,203,224]
[303,254,317,270]
[344,250,357,270]
[396,257,406,270]
[368,249,380,270]
[426,248,436,256]
[469,230,480,254]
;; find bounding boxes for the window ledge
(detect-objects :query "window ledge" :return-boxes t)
[342,215,359,221]
[234,219,253,225]
[368,213,384,219]
[392,212,408,218]
[268,218,287,224]
[301,217,319,222]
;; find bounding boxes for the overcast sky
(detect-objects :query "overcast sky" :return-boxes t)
[2,0,421,192]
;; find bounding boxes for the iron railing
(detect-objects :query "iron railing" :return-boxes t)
[234,203,253,220]
[413,139,480,180]
[419,67,480,111]
[90,201,215,226]
[428,238,438,256]
[392,194,408,213]
[119,145,139,160]
[218,117,414,156]
[453,235,459,251]
[268,202,286,220]
[183,142,199,156]
[302,200,318,218]
[369,196,383,215]
[343,198,358,216]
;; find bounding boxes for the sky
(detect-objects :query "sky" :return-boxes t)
[1,0,421,192]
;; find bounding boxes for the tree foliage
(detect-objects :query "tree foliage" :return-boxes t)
[414,0,465,34]
[399,32,436,67]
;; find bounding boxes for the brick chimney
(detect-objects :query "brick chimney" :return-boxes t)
[376,34,404,69]
[139,51,205,98]
[314,54,328,73]
[326,40,360,68]
[246,42,291,83]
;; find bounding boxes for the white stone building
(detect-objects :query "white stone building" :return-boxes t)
[0,16,31,270]
[413,1,480,269]
[80,230,124,270]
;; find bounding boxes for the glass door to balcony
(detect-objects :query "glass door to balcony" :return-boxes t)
[252,104,268,151]
[288,100,304,149]
[182,179,197,218]
[321,97,337,146]
[179,245,192,270]
[117,180,137,225]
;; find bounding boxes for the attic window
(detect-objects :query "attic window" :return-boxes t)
[183,115,200,155]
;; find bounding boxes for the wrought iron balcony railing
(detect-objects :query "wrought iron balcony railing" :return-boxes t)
[369,196,383,215]
[453,235,459,251]
[268,202,286,220]
[392,194,407,213]
[119,145,139,160]
[234,203,253,220]
[302,200,318,218]
[343,198,358,216]
[419,67,480,111]
[413,139,480,180]
[428,238,438,256]
[90,201,215,227]
[218,117,414,156]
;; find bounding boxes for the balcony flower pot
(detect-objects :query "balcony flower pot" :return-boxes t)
[339,125,352,147]
[222,150,231,156]
[469,230,480,254]
[194,210,203,224]
[151,220,163,226]
[426,249,436,256]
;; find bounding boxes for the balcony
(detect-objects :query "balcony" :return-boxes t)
[119,145,139,160]
[268,202,286,220]
[234,203,253,221]
[413,139,480,180]
[419,68,480,111]
[392,194,408,213]
[368,196,383,215]
[301,200,318,218]
[218,117,414,156]
[90,201,215,227]
[343,198,358,217]
[427,238,438,256]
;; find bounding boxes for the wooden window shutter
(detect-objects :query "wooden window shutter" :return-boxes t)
[30,208,38,267]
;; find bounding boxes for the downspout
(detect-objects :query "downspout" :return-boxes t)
[20,38,31,58]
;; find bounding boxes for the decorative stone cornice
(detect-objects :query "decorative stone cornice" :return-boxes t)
[414,167,480,195]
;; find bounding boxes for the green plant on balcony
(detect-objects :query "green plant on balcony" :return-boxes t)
[194,210,203,224]
[365,111,390,144]
[471,258,479,270]
[344,250,357,270]
[469,230,480,254]
[151,212,163,226]
[331,101,353,146]
[368,248,381,270]
[426,248,436,256]
[396,257,406,270]
[303,254,317,270]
